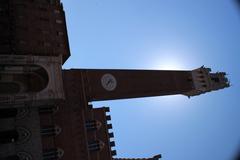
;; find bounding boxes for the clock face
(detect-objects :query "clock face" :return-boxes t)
[101,74,117,91]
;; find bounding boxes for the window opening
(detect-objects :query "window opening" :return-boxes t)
[43,148,64,160]
[41,125,61,136]
[85,120,102,131]
[88,140,105,151]
[0,130,19,144]
[55,20,63,24]
[0,108,18,119]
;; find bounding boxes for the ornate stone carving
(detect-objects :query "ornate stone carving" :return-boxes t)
[16,108,29,119]
[0,55,65,108]
[17,152,33,160]
[16,127,31,144]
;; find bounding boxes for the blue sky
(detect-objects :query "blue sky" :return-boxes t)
[62,0,240,159]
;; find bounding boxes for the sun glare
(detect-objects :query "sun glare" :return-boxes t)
[142,48,194,110]
[154,59,185,70]
[151,54,187,70]
[146,47,193,71]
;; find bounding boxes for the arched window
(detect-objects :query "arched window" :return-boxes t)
[0,128,31,145]
[41,125,61,136]
[88,140,105,152]
[85,120,102,131]
[43,148,64,160]
[16,127,31,144]
[0,64,49,95]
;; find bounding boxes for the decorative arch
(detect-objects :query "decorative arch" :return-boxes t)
[0,55,65,108]
[16,127,31,144]
[0,64,49,95]
[17,152,33,160]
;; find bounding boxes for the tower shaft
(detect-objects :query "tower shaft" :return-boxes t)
[65,67,229,102]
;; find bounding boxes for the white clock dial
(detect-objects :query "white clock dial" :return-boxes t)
[101,74,117,91]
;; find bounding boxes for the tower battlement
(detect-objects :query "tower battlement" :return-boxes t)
[184,66,230,97]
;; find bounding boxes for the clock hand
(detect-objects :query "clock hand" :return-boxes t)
[106,79,113,86]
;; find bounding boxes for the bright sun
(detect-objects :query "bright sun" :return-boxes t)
[143,48,194,108]
[147,48,191,71]
[154,58,185,70]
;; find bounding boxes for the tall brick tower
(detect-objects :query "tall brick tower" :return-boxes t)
[0,0,230,160]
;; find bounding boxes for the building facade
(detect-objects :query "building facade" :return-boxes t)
[0,0,230,160]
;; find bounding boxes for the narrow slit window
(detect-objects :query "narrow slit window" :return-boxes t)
[56,20,63,24]
[57,31,64,36]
